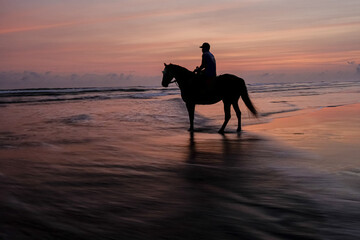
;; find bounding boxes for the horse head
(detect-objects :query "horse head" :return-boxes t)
[162,63,175,87]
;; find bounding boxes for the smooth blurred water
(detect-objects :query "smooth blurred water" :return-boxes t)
[1,80,360,239]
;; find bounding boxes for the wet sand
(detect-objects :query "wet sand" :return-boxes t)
[1,102,360,239]
[247,103,360,171]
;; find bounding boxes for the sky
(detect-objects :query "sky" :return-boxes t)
[0,0,360,88]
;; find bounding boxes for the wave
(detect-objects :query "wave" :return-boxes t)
[0,86,179,104]
[260,108,301,117]
[0,80,359,105]
[0,86,169,97]
[247,80,360,95]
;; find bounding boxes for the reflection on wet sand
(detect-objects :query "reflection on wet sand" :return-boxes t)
[167,132,323,240]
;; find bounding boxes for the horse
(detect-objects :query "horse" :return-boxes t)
[162,63,257,133]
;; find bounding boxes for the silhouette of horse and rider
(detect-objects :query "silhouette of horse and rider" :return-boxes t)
[162,43,257,133]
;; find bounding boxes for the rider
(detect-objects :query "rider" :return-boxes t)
[194,42,216,83]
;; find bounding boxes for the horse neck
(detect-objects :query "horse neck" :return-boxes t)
[171,66,193,88]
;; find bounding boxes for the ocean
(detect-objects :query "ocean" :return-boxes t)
[1,79,360,239]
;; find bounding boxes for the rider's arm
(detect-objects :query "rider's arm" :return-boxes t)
[198,55,206,70]
[194,55,206,72]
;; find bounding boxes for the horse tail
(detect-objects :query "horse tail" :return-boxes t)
[239,78,258,117]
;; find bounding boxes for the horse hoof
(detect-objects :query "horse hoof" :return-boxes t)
[237,128,242,132]
[218,130,225,134]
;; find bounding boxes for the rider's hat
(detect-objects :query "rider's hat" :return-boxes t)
[200,42,210,50]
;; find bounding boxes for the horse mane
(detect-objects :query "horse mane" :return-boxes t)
[168,64,193,76]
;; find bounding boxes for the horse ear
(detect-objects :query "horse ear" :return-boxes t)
[164,63,167,67]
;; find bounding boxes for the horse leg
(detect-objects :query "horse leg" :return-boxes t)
[218,101,231,134]
[186,102,195,132]
[232,101,242,132]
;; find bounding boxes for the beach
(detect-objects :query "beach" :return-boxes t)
[0,83,360,239]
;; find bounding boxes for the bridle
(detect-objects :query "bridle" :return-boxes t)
[163,69,178,86]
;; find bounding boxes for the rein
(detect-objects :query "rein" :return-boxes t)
[169,79,178,87]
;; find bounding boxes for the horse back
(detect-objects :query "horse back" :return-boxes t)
[217,74,244,82]
[215,74,245,92]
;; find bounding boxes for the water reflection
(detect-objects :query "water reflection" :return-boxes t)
[186,131,252,166]
[179,132,323,240]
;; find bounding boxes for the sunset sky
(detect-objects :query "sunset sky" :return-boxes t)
[1,0,360,87]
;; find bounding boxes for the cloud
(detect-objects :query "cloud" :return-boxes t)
[0,22,79,35]
[347,61,356,65]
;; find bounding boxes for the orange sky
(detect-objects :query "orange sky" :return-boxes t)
[0,0,360,86]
